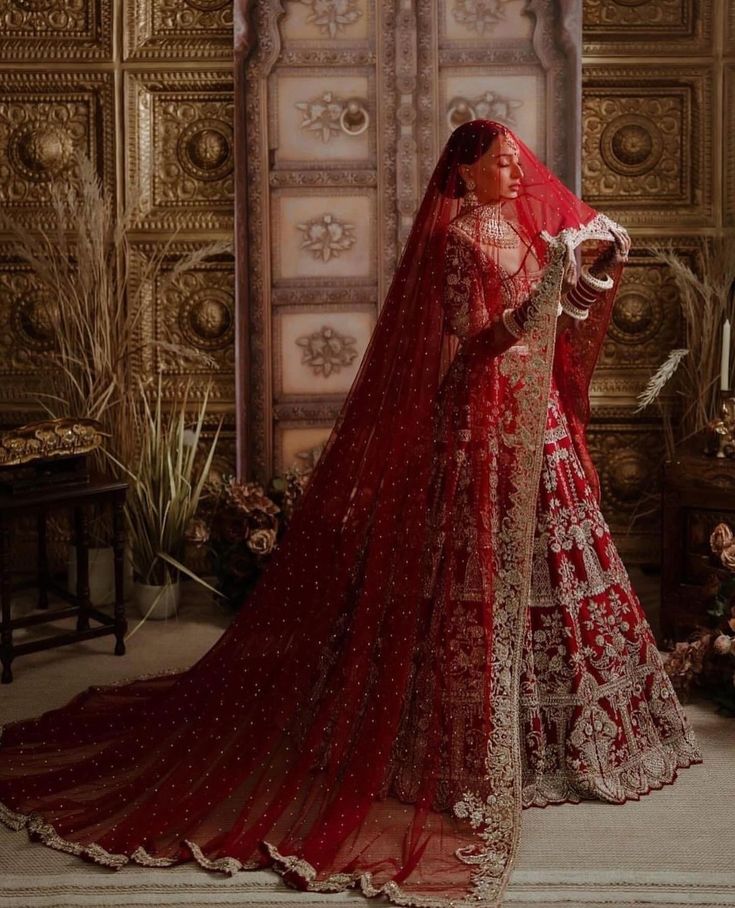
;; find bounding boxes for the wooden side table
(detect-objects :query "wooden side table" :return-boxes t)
[0,477,128,684]
[661,438,735,646]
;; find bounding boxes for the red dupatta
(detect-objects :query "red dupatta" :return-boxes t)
[0,121,625,907]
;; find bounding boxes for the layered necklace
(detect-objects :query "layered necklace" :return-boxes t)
[460,200,519,249]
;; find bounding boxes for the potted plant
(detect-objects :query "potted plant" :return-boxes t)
[0,150,229,604]
[114,375,222,634]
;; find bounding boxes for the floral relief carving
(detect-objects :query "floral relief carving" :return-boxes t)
[296,91,369,142]
[295,325,358,377]
[126,72,233,230]
[0,0,112,60]
[296,0,363,38]
[131,244,235,403]
[125,0,232,59]
[297,91,344,143]
[0,262,57,388]
[447,91,523,130]
[0,72,114,227]
[452,0,515,34]
[581,68,713,226]
[595,256,685,368]
[296,213,356,261]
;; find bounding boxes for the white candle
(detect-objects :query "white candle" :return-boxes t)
[721,318,731,391]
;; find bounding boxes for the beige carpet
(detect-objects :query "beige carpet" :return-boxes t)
[0,577,732,908]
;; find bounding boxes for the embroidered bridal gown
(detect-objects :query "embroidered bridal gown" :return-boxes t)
[0,121,703,908]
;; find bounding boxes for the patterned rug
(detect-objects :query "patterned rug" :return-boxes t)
[0,581,732,908]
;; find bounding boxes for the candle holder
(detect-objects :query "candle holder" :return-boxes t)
[705,389,735,457]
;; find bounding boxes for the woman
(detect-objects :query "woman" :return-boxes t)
[0,120,703,908]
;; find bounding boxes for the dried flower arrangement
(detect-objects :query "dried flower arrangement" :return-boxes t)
[662,520,735,716]
[190,459,317,609]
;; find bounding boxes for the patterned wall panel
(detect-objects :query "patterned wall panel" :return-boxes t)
[583,0,713,55]
[587,420,665,562]
[591,243,702,403]
[125,71,234,231]
[0,71,115,230]
[0,248,53,404]
[279,0,372,41]
[582,65,713,226]
[129,242,236,404]
[273,304,376,399]
[726,62,735,227]
[125,0,233,60]
[275,423,333,476]
[240,0,582,481]
[0,0,113,60]
[270,71,375,168]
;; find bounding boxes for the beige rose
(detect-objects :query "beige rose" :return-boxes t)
[721,542,735,571]
[710,522,734,555]
[713,634,733,655]
[247,527,276,556]
[185,517,210,546]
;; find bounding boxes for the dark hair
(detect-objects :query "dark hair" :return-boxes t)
[435,119,510,198]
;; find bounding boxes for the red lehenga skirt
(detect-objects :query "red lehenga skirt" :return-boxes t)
[0,364,704,906]
[519,376,703,806]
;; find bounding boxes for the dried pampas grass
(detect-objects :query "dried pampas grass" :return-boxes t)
[0,149,231,476]
[639,237,735,457]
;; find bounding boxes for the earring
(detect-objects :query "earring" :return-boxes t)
[462,176,479,210]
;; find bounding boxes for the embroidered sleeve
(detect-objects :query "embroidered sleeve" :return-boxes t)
[442,225,490,340]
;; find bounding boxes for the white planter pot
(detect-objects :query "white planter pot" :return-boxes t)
[133,580,181,621]
[67,546,132,606]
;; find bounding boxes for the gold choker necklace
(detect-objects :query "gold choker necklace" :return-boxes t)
[463,202,519,249]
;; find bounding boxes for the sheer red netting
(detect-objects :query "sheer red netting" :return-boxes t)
[0,121,702,907]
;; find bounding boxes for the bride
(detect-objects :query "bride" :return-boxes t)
[0,120,703,908]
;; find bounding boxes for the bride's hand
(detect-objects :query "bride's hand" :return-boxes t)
[561,243,578,294]
[592,225,631,274]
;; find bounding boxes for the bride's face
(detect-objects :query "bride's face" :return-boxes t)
[459,134,524,204]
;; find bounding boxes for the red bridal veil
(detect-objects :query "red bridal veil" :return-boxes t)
[0,121,625,907]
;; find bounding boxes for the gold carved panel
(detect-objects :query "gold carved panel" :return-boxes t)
[125,71,234,231]
[0,249,52,404]
[129,243,235,405]
[0,0,112,60]
[594,244,701,381]
[583,0,713,55]
[726,63,735,227]
[582,65,713,226]
[124,0,233,60]
[0,71,115,230]
[586,421,664,562]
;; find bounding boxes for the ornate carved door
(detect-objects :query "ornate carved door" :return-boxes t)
[234,0,581,482]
